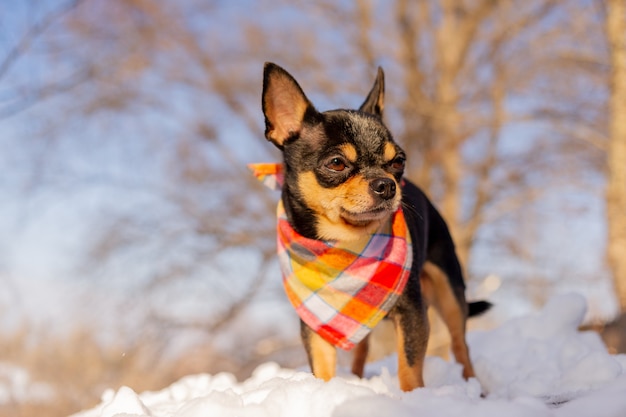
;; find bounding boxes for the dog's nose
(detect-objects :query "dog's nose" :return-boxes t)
[370,178,396,200]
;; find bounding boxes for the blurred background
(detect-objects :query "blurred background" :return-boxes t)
[2,0,626,416]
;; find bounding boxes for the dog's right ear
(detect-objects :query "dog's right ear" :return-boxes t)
[262,63,315,148]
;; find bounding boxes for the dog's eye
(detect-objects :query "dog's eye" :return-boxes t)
[326,157,347,172]
[391,156,406,171]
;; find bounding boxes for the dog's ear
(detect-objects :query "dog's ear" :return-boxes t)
[359,67,385,118]
[262,62,316,148]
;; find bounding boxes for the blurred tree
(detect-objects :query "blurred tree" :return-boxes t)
[605,0,626,313]
[3,0,622,396]
[56,0,604,354]
[11,1,626,415]
[5,0,594,340]
[522,0,626,350]
[52,0,284,330]
[0,0,88,120]
[387,0,563,266]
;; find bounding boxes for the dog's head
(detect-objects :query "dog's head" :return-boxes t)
[262,63,406,241]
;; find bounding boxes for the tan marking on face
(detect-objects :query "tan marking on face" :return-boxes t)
[298,172,398,241]
[384,142,397,162]
[338,143,358,163]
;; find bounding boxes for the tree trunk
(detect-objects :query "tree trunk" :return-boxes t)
[606,0,626,311]
[434,0,466,265]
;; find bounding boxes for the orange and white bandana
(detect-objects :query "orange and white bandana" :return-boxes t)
[249,163,412,350]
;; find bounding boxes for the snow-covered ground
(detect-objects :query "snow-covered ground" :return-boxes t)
[73,294,626,417]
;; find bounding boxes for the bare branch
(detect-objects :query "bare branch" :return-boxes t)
[0,0,87,82]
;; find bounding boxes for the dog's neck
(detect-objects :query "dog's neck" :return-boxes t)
[281,184,320,240]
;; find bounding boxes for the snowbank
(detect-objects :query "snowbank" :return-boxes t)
[73,294,626,417]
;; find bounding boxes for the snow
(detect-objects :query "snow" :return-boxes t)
[72,293,626,417]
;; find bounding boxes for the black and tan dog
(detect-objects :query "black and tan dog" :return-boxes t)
[261,62,490,392]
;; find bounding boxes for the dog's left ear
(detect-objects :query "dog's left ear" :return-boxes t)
[359,67,385,118]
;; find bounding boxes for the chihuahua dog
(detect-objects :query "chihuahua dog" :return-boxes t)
[260,62,489,392]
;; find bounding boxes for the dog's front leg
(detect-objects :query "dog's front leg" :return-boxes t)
[391,300,429,391]
[301,321,337,381]
[351,334,370,378]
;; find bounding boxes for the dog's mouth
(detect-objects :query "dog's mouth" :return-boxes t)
[340,206,393,228]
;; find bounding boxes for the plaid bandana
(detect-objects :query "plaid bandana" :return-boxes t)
[249,163,413,350]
